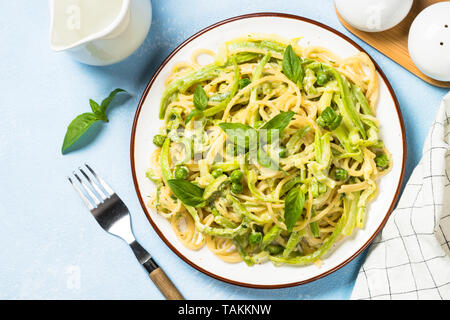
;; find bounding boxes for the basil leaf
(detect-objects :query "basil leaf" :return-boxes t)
[219,123,256,149]
[260,111,294,144]
[185,109,203,124]
[280,176,302,197]
[284,186,306,232]
[256,147,288,175]
[61,88,127,155]
[257,148,279,170]
[193,85,208,111]
[100,88,126,113]
[167,179,205,207]
[89,99,107,122]
[219,122,254,132]
[61,113,102,154]
[261,111,295,131]
[282,45,303,86]
[89,99,101,114]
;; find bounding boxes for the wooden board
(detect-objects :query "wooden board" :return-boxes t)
[336,0,450,88]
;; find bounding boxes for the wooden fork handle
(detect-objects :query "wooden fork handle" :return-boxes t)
[149,267,184,300]
[129,241,183,300]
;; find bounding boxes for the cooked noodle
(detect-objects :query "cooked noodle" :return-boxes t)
[145,34,391,266]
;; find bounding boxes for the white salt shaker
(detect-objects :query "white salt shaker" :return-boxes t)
[335,0,414,32]
[408,2,450,81]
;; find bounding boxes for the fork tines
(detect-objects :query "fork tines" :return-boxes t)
[68,164,114,210]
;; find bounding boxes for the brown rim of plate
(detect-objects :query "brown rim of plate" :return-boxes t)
[130,12,407,289]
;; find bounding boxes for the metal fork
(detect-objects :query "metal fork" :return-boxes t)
[68,164,183,300]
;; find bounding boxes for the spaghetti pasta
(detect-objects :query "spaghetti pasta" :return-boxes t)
[146,34,391,266]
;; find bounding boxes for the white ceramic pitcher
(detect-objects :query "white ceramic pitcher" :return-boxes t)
[49,0,152,66]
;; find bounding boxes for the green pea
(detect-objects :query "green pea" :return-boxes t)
[152,134,166,147]
[230,170,243,183]
[231,182,243,194]
[375,153,389,169]
[279,146,287,158]
[174,166,189,179]
[211,169,223,178]
[249,232,262,245]
[316,72,329,86]
[266,244,283,255]
[239,78,251,89]
[335,168,348,181]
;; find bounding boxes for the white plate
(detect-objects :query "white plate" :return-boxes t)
[131,13,406,288]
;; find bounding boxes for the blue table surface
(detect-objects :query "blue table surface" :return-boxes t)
[0,0,448,300]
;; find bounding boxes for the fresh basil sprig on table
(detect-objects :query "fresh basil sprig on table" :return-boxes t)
[284,185,306,233]
[61,88,127,154]
[186,85,208,124]
[282,45,304,87]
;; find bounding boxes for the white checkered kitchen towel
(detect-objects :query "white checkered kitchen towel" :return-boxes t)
[351,92,450,300]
